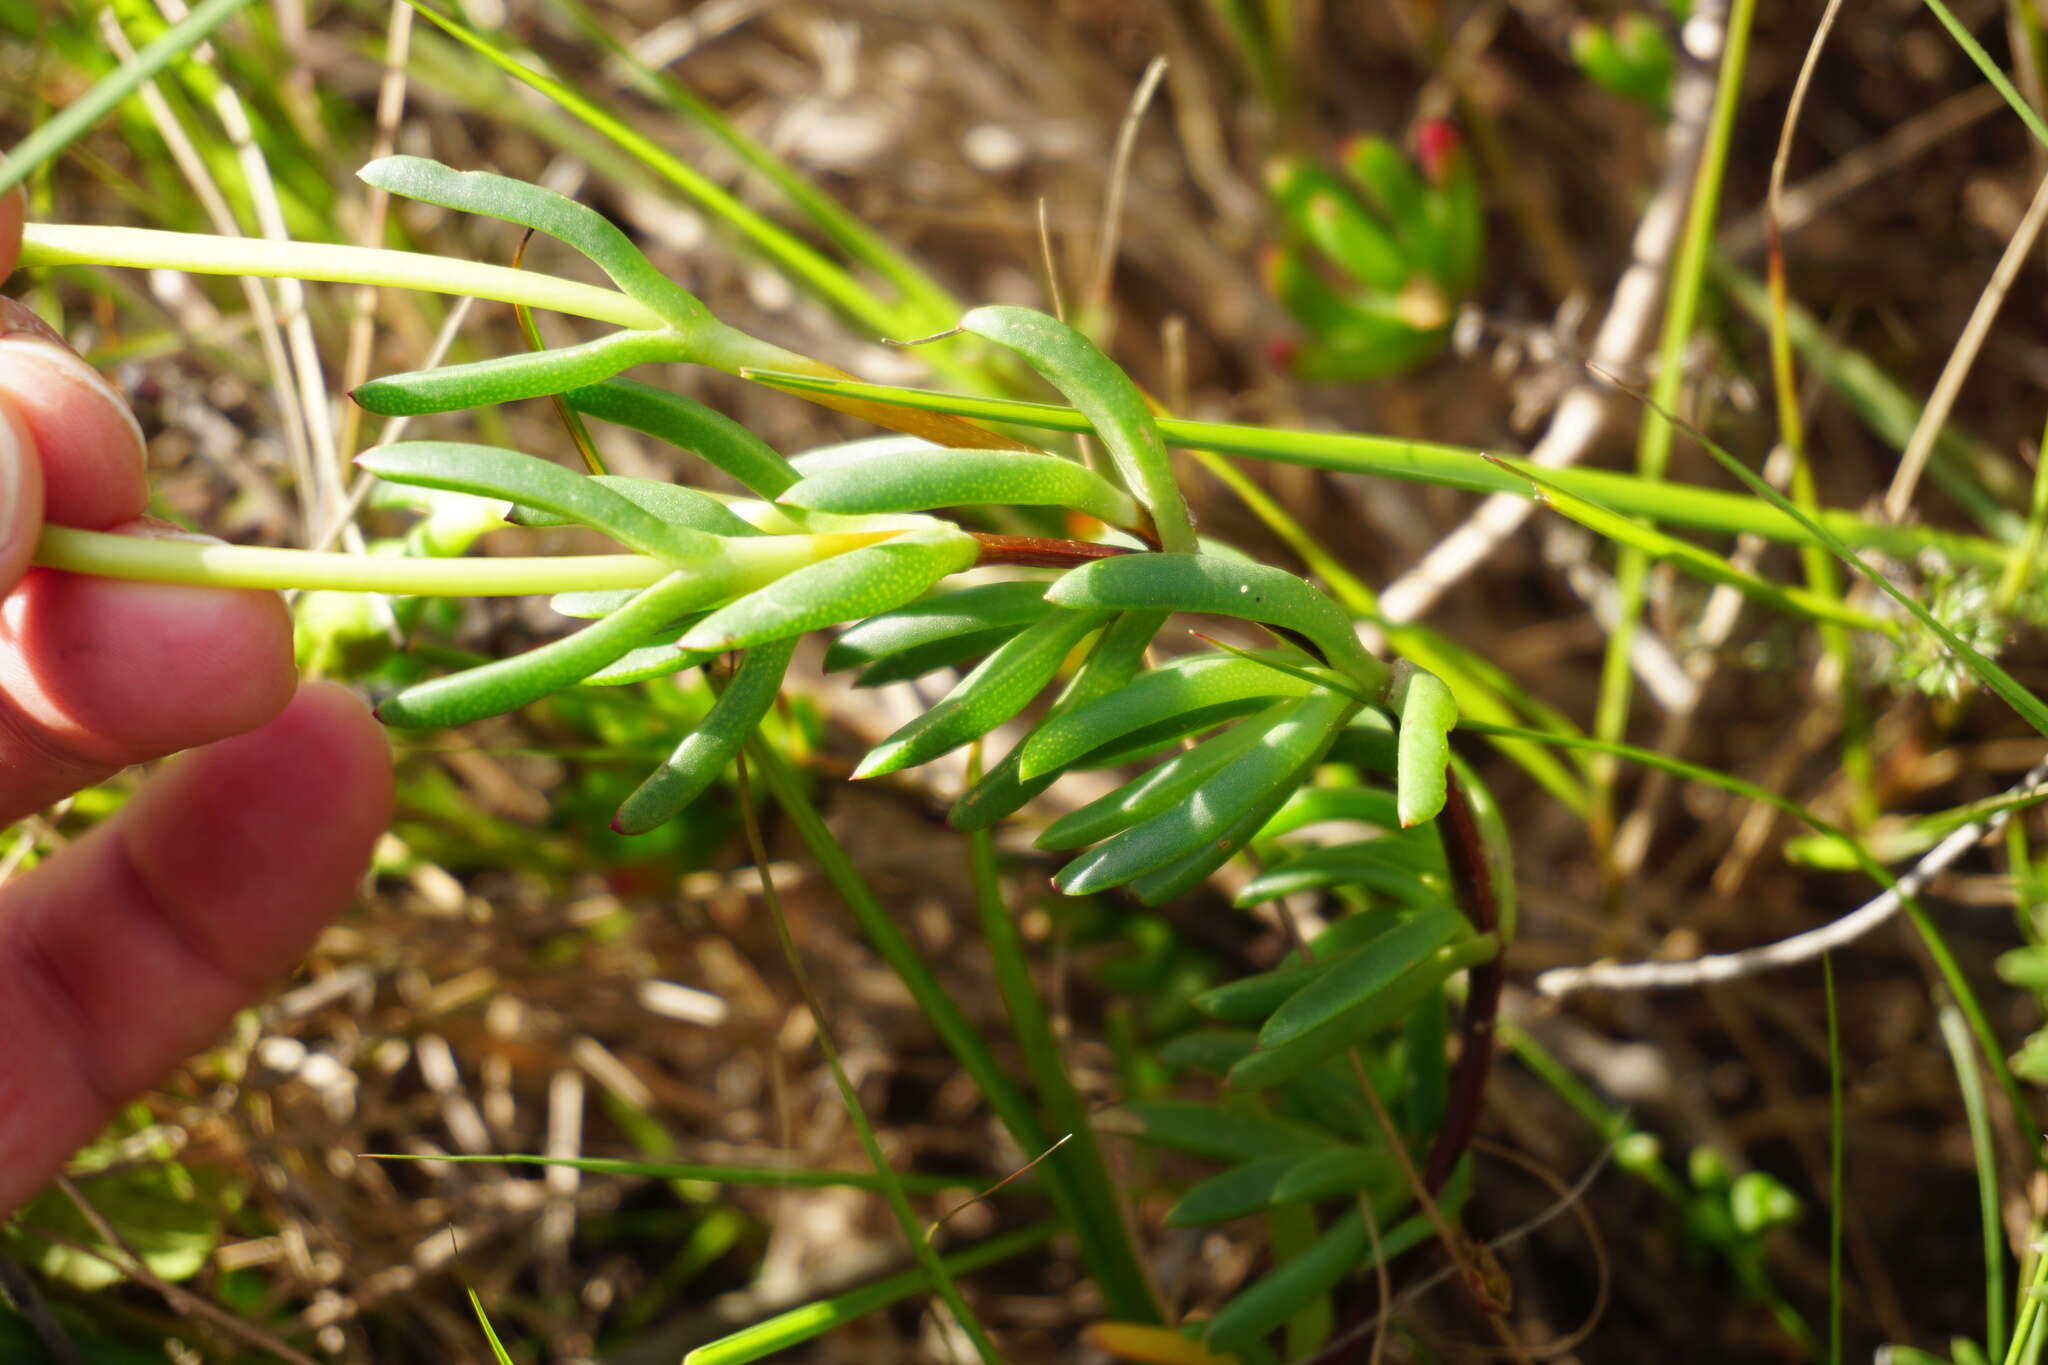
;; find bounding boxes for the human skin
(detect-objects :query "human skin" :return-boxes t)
[0,187,395,1215]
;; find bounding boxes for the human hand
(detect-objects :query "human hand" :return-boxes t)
[0,189,394,1215]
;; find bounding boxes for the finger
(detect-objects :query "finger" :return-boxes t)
[0,297,149,531]
[0,682,392,1215]
[0,187,21,282]
[0,519,299,824]
[0,396,45,590]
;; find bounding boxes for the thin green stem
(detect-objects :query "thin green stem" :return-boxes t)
[33,525,669,594]
[1594,0,1758,854]
[1824,956,1844,1365]
[21,223,666,329]
[1941,995,2007,1360]
[740,370,2014,571]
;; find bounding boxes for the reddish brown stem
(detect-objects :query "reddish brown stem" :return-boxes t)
[1424,763,1504,1194]
[970,533,1138,568]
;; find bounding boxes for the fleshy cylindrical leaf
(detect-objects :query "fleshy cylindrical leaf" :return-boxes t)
[676,526,979,653]
[509,474,762,538]
[567,378,798,497]
[1053,690,1351,896]
[377,571,721,728]
[613,639,797,834]
[959,305,1196,552]
[1034,700,1294,852]
[1017,649,1327,779]
[360,442,721,568]
[1389,661,1457,827]
[780,448,1141,527]
[360,156,707,328]
[1045,552,1388,693]
[354,329,686,417]
[852,609,1111,779]
[948,610,1165,832]
[1259,906,1465,1050]
[824,581,1054,673]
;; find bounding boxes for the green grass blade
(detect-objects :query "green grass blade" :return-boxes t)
[746,740,1160,1321]
[1664,395,2048,739]
[782,448,1141,527]
[682,1225,1057,1365]
[402,0,914,338]
[466,1285,517,1365]
[1941,996,2008,1359]
[965,786,1160,1326]
[0,0,255,194]
[739,368,2012,569]
[1922,0,2048,150]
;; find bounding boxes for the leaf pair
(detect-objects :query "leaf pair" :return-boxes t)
[351,158,718,418]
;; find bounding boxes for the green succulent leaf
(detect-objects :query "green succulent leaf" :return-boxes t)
[360,441,721,568]
[354,329,687,417]
[580,623,715,686]
[1035,699,1297,852]
[567,378,799,497]
[1202,1160,1469,1353]
[1053,689,1353,897]
[1260,906,1466,1051]
[1155,1028,1259,1075]
[824,581,1053,673]
[677,526,978,653]
[1114,1101,1335,1163]
[789,434,948,475]
[1268,156,1408,294]
[1258,785,1405,840]
[1017,649,1330,779]
[1389,662,1458,827]
[378,570,722,728]
[957,305,1196,552]
[781,448,1141,527]
[1044,552,1388,692]
[509,472,763,538]
[1233,842,1446,909]
[1165,1155,1316,1227]
[1339,137,1430,263]
[853,608,1112,779]
[613,638,797,834]
[360,155,708,328]
[1064,697,1273,770]
[949,610,1165,831]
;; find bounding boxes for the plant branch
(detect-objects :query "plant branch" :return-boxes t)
[1537,751,2048,995]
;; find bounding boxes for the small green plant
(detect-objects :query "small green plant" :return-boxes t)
[1572,12,1679,114]
[22,156,1513,1358]
[1262,123,1483,383]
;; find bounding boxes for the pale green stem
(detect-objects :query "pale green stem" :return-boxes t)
[38,525,663,595]
[21,224,666,330]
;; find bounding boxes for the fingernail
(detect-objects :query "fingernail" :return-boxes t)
[0,296,66,347]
